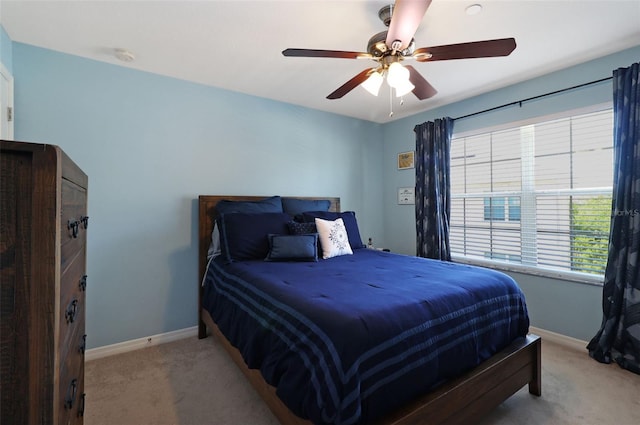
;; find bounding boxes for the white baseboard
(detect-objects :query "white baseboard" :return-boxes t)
[85,326,198,362]
[530,326,588,352]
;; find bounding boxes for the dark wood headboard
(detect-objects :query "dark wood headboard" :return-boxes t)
[197,195,340,338]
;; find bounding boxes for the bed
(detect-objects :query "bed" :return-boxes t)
[198,195,541,425]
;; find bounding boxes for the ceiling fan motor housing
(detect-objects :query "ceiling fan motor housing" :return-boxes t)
[367,31,388,57]
[367,31,415,58]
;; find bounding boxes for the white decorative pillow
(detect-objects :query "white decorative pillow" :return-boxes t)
[315,217,353,259]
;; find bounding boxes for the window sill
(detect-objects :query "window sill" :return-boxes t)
[451,255,604,286]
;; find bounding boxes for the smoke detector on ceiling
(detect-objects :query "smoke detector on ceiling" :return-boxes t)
[114,48,135,62]
[465,4,483,16]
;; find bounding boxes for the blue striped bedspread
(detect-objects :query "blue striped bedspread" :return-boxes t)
[202,249,530,425]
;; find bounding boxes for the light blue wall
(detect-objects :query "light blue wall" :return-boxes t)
[0,25,12,72]
[11,36,639,347]
[13,43,384,349]
[381,45,640,341]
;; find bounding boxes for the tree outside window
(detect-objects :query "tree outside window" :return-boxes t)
[570,196,612,274]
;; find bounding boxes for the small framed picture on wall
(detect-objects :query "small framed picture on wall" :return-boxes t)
[397,151,415,170]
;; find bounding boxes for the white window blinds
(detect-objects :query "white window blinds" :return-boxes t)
[450,108,613,280]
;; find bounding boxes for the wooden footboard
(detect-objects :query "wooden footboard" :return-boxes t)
[381,332,541,425]
[201,308,541,425]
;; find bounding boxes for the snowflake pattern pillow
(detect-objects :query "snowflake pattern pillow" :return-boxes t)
[315,217,353,259]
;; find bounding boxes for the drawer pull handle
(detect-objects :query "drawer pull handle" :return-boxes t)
[64,379,78,410]
[81,215,89,229]
[65,299,78,324]
[79,334,87,354]
[68,219,79,238]
[79,274,87,291]
[78,393,86,417]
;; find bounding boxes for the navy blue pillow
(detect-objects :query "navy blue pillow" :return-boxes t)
[287,221,317,235]
[208,196,283,260]
[282,198,331,217]
[300,211,365,249]
[216,196,283,215]
[217,212,291,262]
[287,221,321,256]
[265,234,318,262]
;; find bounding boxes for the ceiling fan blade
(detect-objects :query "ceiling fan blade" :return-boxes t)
[327,68,375,100]
[282,48,371,59]
[385,0,432,51]
[414,38,517,62]
[405,65,437,100]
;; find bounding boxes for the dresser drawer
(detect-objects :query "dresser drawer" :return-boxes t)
[61,178,87,273]
[58,356,85,425]
[59,249,86,356]
[60,246,87,299]
[59,330,85,400]
[59,300,86,366]
[58,301,85,425]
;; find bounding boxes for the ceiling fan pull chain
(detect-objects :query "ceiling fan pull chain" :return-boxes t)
[389,85,394,117]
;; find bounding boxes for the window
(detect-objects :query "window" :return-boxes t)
[484,197,520,222]
[484,197,505,221]
[450,107,613,281]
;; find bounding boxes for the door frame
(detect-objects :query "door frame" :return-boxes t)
[1,62,14,140]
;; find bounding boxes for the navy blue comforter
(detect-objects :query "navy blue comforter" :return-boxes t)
[202,249,529,425]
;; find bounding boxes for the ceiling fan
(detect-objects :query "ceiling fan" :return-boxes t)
[282,0,516,101]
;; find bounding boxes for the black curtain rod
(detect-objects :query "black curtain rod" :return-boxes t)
[453,76,613,121]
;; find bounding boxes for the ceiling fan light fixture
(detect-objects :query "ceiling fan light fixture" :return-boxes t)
[282,0,515,105]
[394,79,415,97]
[361,71,384,96]
[386,62,410,88]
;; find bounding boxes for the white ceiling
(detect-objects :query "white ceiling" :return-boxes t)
[1,0,639,123]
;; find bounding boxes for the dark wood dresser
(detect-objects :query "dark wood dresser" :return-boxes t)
[1,140,88,425]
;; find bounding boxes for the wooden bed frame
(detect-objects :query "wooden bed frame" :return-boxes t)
[197,195,541,425]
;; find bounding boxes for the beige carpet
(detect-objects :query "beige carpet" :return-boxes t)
[85,335,640,425]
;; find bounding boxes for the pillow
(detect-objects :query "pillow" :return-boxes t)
[217,212,291,262]
[216,196,283,215]
[207,224,222,260]
[287,221,322,257]
[301,211,365,249]
[282,198,331,216]
[287,221,317,235]
[315,217,353,259]
[207,196,283,260]
[265,234,318,262]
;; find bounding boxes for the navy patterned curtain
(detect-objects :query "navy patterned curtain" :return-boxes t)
[414,117,453,260]
[587,62,640,375]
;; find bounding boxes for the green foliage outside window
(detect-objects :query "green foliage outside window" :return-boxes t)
[570,196,612,275]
